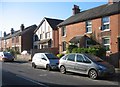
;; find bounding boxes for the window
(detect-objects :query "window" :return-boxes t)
[12,37,14,43]
[61,26,66,36]
[102,17,110,31]
[16,36,19,43]
[34,35,38,41]
[86,20,92,33]
[76,55,84,62]
[86,38,93,48]
[67,54,75,61]
[45,32,50,39]
[62,41,66,51]
[40,34,42,39]
[102,37,110,51]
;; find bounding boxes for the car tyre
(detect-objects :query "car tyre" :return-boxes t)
[89,69,98,79]
[46,64,51,71]
[32,62,36,68]
[60,66,66,74]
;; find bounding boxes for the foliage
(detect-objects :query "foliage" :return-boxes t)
[67,45,78,53]
[57,54,64,58]
[70,45,106,58]
[5,48,20,56]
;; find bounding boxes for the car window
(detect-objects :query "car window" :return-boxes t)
[67,54,75,61]
[4,52,13,57]
[76,54,84,62]
[45,53,57,59]
[62,55,68,60]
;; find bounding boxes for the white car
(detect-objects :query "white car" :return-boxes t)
[32,53,59,70]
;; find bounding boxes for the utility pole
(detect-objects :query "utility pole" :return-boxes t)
[0,31,2,51]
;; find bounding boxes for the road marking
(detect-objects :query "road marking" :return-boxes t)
[16,74,49,87]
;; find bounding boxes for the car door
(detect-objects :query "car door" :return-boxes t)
[35,54,42,67]
[75,54,91,74]
[65,54,76,72]
[40,54,48,68]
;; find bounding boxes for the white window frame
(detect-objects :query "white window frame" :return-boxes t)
[102,37,110,52]
[62,26,66,37]
[86,20,92,33]
[102,16,110,31]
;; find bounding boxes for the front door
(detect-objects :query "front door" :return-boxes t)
[118,38,120,52]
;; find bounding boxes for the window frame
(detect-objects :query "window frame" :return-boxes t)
[102,16,110,31]
[62,41,66,52]
[61,26,66,37]
[86,20,92,33]
[102,37,110,52]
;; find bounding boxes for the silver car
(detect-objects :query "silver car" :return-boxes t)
[58,53,115,79]
[32,53,59,70]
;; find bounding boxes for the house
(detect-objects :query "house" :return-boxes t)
[33,17,63,50]
[58,0,120,67]
[0,24,37,53]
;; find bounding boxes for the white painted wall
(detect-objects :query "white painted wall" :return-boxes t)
[34,19,53,49]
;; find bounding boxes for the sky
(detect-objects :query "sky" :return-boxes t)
[0,0,108,36]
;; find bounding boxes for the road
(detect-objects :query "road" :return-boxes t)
[0,61,120,87]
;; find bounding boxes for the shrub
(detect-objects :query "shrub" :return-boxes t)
[67,45,78,53]
[57,54,64,58]
[71,45,106,58]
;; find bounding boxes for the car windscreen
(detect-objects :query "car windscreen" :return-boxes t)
[85,54,103,62]
[45,54,57,59]
[4,52,13,57]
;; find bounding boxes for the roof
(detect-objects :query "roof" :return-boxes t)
[58,2,120,27]
[69,35,84,43]
[2,24,37,40]
[34,17,63,33]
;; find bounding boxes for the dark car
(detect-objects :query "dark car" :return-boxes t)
[0,52,15,62]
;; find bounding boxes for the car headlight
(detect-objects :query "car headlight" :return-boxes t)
[98,65,107,70]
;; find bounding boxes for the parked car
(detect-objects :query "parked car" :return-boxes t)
[32,53,59,71]
[0,52,15,62]
[58,53,115,79]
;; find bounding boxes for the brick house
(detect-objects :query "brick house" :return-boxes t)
[58,1,120,67]
[33,17,63,51]
[0,24,37,53]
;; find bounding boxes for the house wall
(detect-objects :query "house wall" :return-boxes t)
[52,29,59,48]
[59,22,86,53]
[59,14,119,54]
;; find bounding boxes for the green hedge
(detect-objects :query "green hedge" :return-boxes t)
[68,45,106,58]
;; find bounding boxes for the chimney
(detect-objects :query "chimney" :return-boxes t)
[108,0,120,4]
[11,28,14,34]
[20,24,24,31]
[4,32,6,37]
[72,5,80,15]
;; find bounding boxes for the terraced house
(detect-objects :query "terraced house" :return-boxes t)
[0,24,37,53]
[58,0,120,67]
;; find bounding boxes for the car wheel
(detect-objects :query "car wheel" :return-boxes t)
[60,66,66,74]
[46,64,51,71]
[32,63,36,68]
[89,69,98,79]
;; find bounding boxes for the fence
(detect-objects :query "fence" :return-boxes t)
[30,47,59,59]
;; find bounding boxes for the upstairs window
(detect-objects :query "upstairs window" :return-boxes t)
[45,32,50,39]
[102,17,110,31]
[40,34,43,39]
[61,26,66,36]
[86,20,92,33]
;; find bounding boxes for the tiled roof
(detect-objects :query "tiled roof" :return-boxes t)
[2,24,37,40]
[34,17,63,33]
[58,2,120,27]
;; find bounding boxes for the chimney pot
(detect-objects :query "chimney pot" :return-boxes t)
[72,5,80,15]
[20,24,24,31]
